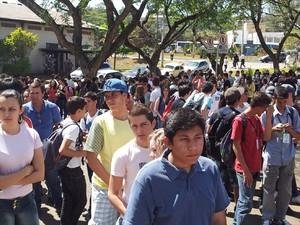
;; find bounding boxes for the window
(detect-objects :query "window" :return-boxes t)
[45,27,53,31]
[28,25,42,30]
[1,22,16,28]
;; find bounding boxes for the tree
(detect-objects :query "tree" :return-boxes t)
[19,0,148,78]
[125,0,217,75]
[240,0,300,71]
[1,28,38,75]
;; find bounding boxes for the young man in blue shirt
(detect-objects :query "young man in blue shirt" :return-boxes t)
[123,107,229,225]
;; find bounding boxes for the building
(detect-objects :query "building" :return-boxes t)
[227,22,284,55]
[0,1,96,74]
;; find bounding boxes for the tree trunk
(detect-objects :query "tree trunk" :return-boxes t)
[272,58,280,72]
[192,26,197,58]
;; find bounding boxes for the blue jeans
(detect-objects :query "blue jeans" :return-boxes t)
[45,168,62,210]
[0,191,39,225]
[233,172,258,225]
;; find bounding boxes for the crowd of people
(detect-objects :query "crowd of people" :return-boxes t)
[0,65,300,225]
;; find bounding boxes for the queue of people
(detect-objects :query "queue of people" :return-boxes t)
[0,66,300,225]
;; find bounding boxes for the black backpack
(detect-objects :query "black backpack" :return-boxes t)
[43,122,83,171]
[207,107,239,162]
[220,113,247,167]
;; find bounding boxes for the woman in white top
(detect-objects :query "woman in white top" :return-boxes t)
[0,89,44,225]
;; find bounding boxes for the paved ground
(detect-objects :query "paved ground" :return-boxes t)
[39,151,300,225]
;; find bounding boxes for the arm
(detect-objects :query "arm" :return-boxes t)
[59,138,87,157]
[232,140,252,187]
[262,105,274,141]
[108,175,126,216]
[86,151,110,185]
[17,148,45,185]
[0,165,34,189]
[153,98,163,119]
[212,211,227,225]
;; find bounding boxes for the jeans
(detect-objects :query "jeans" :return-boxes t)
[45,168,62,210]
[59,167,87,225]
[262,160,295,221]
[0,191,39,225]
[233,172,258,225]
[33,182,42,211]
[291,173,299,197]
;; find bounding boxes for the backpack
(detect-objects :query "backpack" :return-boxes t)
[184,92,205,111]
[162,96,176,121]
[207,108,239,162]
[43,122,83,171]
[220,113,247,167]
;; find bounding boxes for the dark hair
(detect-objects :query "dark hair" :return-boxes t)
[178,81,191,97]
[251,92,272,108]
[165,108,205,142]
[129,103,154,122]
[66,96,86,115]
[0,76,24,93]
[152,77,160,87]
[30,80,45,93]
[84,91,98,101]
[224,87,241,106]
[0,89,23,107]
[202,82,214,94]
[274,86,289,99]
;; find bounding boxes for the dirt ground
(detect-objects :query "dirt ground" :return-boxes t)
[39,152,300,225]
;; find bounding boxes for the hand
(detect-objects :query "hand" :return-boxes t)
[283,123,293,133]
[273,123,285,132]
[243,170,253,188]
[266,104,274,117]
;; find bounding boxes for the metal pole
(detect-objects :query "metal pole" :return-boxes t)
[241,21,244,55]
[161,14,165,68]
[216,45,219,76]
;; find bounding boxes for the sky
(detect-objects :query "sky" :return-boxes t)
[7,0,124,11]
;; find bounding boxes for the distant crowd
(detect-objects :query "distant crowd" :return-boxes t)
[1,66,300,225]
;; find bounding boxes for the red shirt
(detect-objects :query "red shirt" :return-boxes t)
[23,115,33,128]
[231,115,263,173]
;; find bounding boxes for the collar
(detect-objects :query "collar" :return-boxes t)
[26,100,46,112]
[273,105,291,117]
[160,149,204,181]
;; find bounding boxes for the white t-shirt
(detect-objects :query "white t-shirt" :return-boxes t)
[61,118,82,168]
[111,139,151,204]
[79,110,100,133]
[209,91,222,117]
[237,102,250,112]
[0,123,43,199]
[150,86,161,103]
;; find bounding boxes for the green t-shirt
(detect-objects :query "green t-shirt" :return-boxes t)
[85,111,134,189]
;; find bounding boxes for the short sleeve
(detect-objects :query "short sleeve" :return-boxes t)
[84,119,104,154]
[51,104,62,124]
[123,180,154,225]
[111,147,127,177]
[32,129,43,150]
[231,116,243,141]
[62,124,79,142]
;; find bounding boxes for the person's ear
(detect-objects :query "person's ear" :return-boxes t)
[163,136,172,150]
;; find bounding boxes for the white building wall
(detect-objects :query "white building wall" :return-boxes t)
[0,20,95,74]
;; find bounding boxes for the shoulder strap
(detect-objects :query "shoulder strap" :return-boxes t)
[287,106,295,126]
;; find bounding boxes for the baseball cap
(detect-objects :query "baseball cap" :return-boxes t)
[281,84,295,95]
[265,86,275,98]
[101,79,128,93]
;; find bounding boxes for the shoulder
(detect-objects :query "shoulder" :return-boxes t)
[21,123,40,138]
[23,102,32,111]
[198,156,218,172]
[44,100,58,109]
[114,141,132,159]
[134,159,163,183]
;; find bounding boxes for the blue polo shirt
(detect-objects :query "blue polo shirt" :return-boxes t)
[123,150,229,225]
[262,105,300,166]
[23,100,62,141]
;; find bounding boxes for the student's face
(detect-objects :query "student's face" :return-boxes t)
[275,98,287,112]
[129,115,155,144]
[84,97,97,112]
[104,91,127,111]
[0,96,22,126]
[165,125,204,171]
[29,87,44,104]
